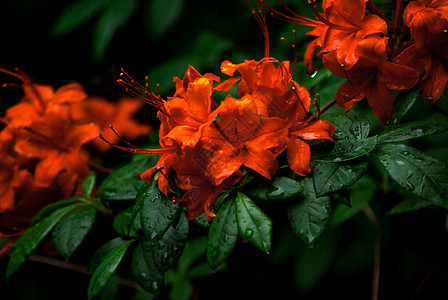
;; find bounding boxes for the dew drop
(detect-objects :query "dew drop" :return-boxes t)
[139,272,149,281]
[307,70,318,78]
[405,182,415,191]
[152,280,160,290]
[245,229,254,238]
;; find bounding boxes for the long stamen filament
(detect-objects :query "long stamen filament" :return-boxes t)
[98,133,174,155]
[0,67,46,112]
[117,68,169,116]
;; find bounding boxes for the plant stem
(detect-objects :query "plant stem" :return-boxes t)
[307,98,336,122]
[363,205,381,300]
[28,254,141,290]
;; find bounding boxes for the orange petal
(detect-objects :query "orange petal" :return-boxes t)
[53,83,87,103]
[287,137,311,176]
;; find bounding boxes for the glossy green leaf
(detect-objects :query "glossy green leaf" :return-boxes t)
[329,189,351,207]
[330,176,377,226]
[7,204,80,279]
[92,0,137,61]
[152,211,189,274]
[321,113,356,140]
[52,204,97,260]
[140,181,180,244]
[247,177,303,200]
[207,199,238,270]
[52,0,109,36]
[391,88,422,125]
[192,213,211,230]
[146,0,185,39]
[82,172,97,199]
[88,239,135,299]
[96,179,145,200]
[113,206,140,237]
[377,144,448,208]
[212,191,231,213]
[321,113,370,139]
[287,177,331,249]
[312,158,368,197]
[312,136,377,162]
[131,240,164,295]
[377,113,448,144]
[88,237,128,271]
[235,192,272,253]
[30,196,85,226]
[351,114,370,140]
[99,158,156,191]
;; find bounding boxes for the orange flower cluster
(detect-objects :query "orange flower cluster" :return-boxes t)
[0,68,151,234]
[267,0,447,125]
[394,0,448,104]
[120,59,335,220]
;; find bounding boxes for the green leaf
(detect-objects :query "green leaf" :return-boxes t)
[207,198,238,270]
[387,198,431,215]
[247,177,303,200]
[96,179,145,200]
[321,113,370,141]
[391,88,422,125]
[97,275,119,300]
[436,88,448,115]
[321,113,357,140]
[312,158,368,197]
[235,192,272,253]
[192,213,211,230]
[52,0,109,36]
[99,158,156,191]
[140,181,180,244]
[92,0,137,61]
[312,136,377,162]
[52,204,97,260]
[7,204,80,279]
[376,144,448,208]
[88,239,135,299]
[351,114,370,140]
[131,240,164,295]
[88,237,128,271]
[287,177,331,249]
[151,211,189,274]
[330,176,377,226]
[168,279,193,300]
[30,196,85,226]
[377,113,448,144]
[113,206,141,236]
[146,0,185,39]
[83,172,97,199]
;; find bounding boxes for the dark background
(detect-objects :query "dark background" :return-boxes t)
[1,0,448,299]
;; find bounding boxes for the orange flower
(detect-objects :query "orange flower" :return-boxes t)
[218,58,335,176]
[394,0,448,103]
[122,2,336,220]
[199,95,288,185]
[264,0,388,71]
[0,68,86,144]
[324,36,420,125]
[70,96,152,152]
[13,103,98,188]
[0,149,31,212]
